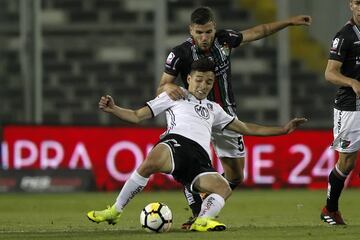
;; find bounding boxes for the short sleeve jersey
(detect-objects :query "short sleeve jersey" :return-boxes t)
[164,29,243,116]
[329,19,360,111]
[146,89,235,157]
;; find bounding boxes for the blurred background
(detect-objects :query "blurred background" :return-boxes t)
[1,0,359,193]
[0,0,350,128]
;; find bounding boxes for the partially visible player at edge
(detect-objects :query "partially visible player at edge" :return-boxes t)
[87,58,307,231]
[157,6,312,228]
[320,0,360,225]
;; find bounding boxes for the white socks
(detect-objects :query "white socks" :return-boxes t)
[114,171,225,219]
[115,171,149,212]
[198,193,225,218]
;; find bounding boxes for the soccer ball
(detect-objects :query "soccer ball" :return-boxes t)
[140,202,172,233]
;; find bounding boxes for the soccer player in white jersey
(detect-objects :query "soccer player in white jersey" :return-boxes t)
[159,7,312,228]
[87,58,307,231]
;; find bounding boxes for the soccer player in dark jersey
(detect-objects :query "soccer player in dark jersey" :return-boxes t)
[157,6,312,228]
[320,0,360,225]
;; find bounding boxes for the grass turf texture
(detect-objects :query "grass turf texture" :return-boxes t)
[0,189,359,240]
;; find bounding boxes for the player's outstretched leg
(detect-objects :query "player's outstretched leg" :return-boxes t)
[87,205,122,225]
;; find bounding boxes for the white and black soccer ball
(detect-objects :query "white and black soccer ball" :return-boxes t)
[140,202,172,233]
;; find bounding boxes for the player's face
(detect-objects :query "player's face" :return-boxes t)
[187,71,215,100]
[189,21,216,51]
[350,0,360,25]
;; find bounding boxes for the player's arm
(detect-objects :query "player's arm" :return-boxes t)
[240,15,311,44]
[99,95,152,123]
[325,59,360,97]
[225,118,307,136]
[156,72,185,100]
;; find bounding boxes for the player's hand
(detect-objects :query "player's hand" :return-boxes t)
[288,15,312,26]
[351,80,360,97]
[99,95,115,113]
[164,83,186,100]
[283,117,308,134]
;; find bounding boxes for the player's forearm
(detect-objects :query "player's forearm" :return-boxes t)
[262,20,291,36]
[325,70,356,88]
[110,106,143,123]
[241,122,286,136]
[242,20,290,42]
[228,120,286,136]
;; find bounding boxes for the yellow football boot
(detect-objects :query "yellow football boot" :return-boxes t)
[87,205,121,225]
[190,217,226,232]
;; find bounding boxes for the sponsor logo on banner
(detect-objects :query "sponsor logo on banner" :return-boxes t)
[0,169,94,192]
[3,126,360,190]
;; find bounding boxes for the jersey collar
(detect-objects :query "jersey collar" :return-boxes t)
[187,92,207,104]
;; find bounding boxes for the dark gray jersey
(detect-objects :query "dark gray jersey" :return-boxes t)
[329,19,360,111]
[164,29,243,116]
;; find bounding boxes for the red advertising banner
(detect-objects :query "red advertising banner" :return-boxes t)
[2,125,360,190]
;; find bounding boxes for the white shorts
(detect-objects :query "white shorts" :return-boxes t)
[211,127,246,158]
[332,109,360,153]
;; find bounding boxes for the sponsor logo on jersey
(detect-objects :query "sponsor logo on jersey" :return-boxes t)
[225,29,239,38]
[331,38,340,50]
[166,52,175,64]
[194,105,210,119]
[356,56,360,65]
[206,103,213,111]
[163,139,181,147]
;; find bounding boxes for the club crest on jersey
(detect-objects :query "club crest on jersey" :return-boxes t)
[220,44,230,57]
[340,138,351,149]
[194,105,210,119]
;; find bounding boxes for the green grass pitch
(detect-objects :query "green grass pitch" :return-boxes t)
[0,189,359,240]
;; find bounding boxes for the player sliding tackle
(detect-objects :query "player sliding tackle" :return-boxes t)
[87,58,307,232]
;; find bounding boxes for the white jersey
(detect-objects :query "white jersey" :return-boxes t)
[146,89,235,157]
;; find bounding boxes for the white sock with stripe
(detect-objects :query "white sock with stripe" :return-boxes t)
[115,171,149,212]
[198,193,225,218]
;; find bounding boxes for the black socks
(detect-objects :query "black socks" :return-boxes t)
[326,168,346,212]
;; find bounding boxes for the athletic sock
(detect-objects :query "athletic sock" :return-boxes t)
[198,193,225,218]
[183,185,202,217]
[115,171,149,212]
[326,167,347,212]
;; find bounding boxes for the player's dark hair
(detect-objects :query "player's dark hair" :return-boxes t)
[190,7,215,25]
[190,58,215,73]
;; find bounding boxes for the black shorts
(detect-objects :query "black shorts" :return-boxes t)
[157,134,216,187]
